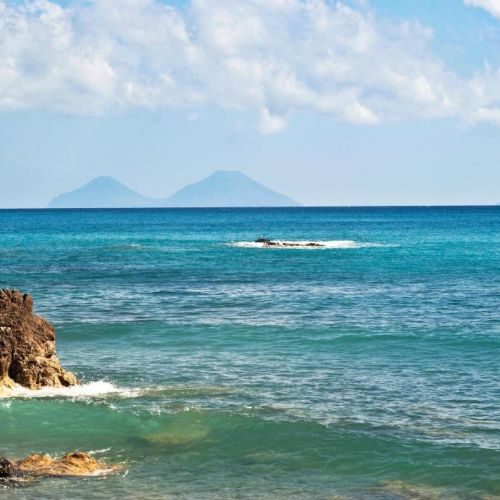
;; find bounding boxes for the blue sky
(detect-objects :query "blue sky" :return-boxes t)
[1,0,500,207]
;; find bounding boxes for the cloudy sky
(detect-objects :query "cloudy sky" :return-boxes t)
[1,0,500,207]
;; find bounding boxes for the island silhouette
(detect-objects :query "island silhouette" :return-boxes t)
[48,171,299,208]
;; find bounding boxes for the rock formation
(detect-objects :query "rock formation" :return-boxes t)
[0,289,78,391]
[0,452,119,480]
[255,238,324,248]
[16,452,117,477]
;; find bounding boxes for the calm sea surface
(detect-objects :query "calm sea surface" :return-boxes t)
[0,207,499,499]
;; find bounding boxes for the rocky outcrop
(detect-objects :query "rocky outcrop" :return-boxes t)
[0,289,78,391]
[16,452,117,477]
[0,452,119,480]
[255,238,324,248]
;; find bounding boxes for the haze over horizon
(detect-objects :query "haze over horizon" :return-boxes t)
[1,0,500,207]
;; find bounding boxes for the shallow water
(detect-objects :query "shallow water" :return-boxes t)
[0,207,499,498]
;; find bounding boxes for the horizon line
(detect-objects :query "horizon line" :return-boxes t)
[0,204,498,210]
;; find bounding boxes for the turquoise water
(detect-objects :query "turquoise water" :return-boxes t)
[0,207,499,499]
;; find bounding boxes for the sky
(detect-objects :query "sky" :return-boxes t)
[1,0,500,207]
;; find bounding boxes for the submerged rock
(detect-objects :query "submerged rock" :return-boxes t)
[370,480,445,499]
[16,452,117,477]
[0,289,78,391]
[144,426,209,447]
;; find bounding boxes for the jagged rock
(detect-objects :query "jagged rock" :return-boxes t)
[0,457,14,479]
[0,452,119,481]
[16,452,118,477]
[0,289,78,391]
[255,238,275,246]
[255,238,324,248]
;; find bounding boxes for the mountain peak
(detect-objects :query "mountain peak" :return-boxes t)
[164,171,299,207]
[48,171,299,208]
[86,176,121,186]
[48,176,161,208]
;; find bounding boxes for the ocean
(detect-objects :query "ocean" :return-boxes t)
[0,207,499,499]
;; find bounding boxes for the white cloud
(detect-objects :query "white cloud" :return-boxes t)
[0,0,499,131]
[469,106,500,125]
[259,107,288,134]
[464,0,500,18]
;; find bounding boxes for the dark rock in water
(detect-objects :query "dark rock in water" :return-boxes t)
[0,289,78,391]
[255,238,275,246]
[255,238,324,248]
[0,457,14,479]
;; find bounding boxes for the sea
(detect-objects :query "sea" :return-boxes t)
[0,207,499,499]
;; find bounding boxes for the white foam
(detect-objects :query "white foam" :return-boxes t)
[229,240,388,249]
[1,382,235,401]
[3,381,142,399]
[88,447,112,455]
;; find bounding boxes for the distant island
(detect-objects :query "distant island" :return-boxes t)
[48,176,163,209]
[48,171,299,208]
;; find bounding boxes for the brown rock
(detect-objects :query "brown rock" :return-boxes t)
[0,289,78,391]
[16,452,117,477]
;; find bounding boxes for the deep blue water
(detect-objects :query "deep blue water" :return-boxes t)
[0,207,499,499]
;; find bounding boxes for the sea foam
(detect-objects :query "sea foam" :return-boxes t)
[3,381,142,399]
[229,240,388,249]
[1,382,237,401]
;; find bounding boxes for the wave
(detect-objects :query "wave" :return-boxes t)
[93,243,150,252]
[2,381,142,399]
[1,382,239,401]
[229,240,390,249]
[87,447,112,455]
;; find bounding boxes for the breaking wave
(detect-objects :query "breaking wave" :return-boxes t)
[1,382,239,401]
[229,240,390,249]
[3,381,142,399]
